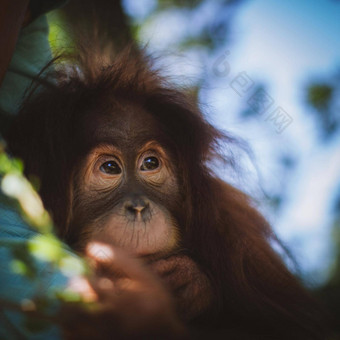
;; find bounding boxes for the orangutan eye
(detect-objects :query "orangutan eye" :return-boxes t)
[100,160,121,175]
[140,156,159,171]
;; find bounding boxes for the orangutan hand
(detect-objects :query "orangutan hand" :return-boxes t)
[61,243,187,340]
[150,255,213,322]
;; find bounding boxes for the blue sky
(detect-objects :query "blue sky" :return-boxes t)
[219,0,340,283]
[238,0,340,72]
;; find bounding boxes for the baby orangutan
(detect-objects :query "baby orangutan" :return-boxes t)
[7,50,330,339]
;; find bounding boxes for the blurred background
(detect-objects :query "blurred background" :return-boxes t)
[48,0,340,321]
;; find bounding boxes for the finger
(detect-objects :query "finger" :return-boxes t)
[151,255,195,289]
[152,255,196,272]
[86,242,156,284]
[150,257,178,276]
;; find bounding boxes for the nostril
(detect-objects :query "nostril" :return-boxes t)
[126,204,136,214]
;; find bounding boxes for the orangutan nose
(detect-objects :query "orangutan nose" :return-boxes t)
[125,198,150,217]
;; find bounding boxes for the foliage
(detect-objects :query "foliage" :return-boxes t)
[0,142,90,329]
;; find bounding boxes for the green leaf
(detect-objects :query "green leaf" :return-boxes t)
[28,235,64,263]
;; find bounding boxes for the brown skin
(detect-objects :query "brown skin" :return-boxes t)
[6,49,331,338]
